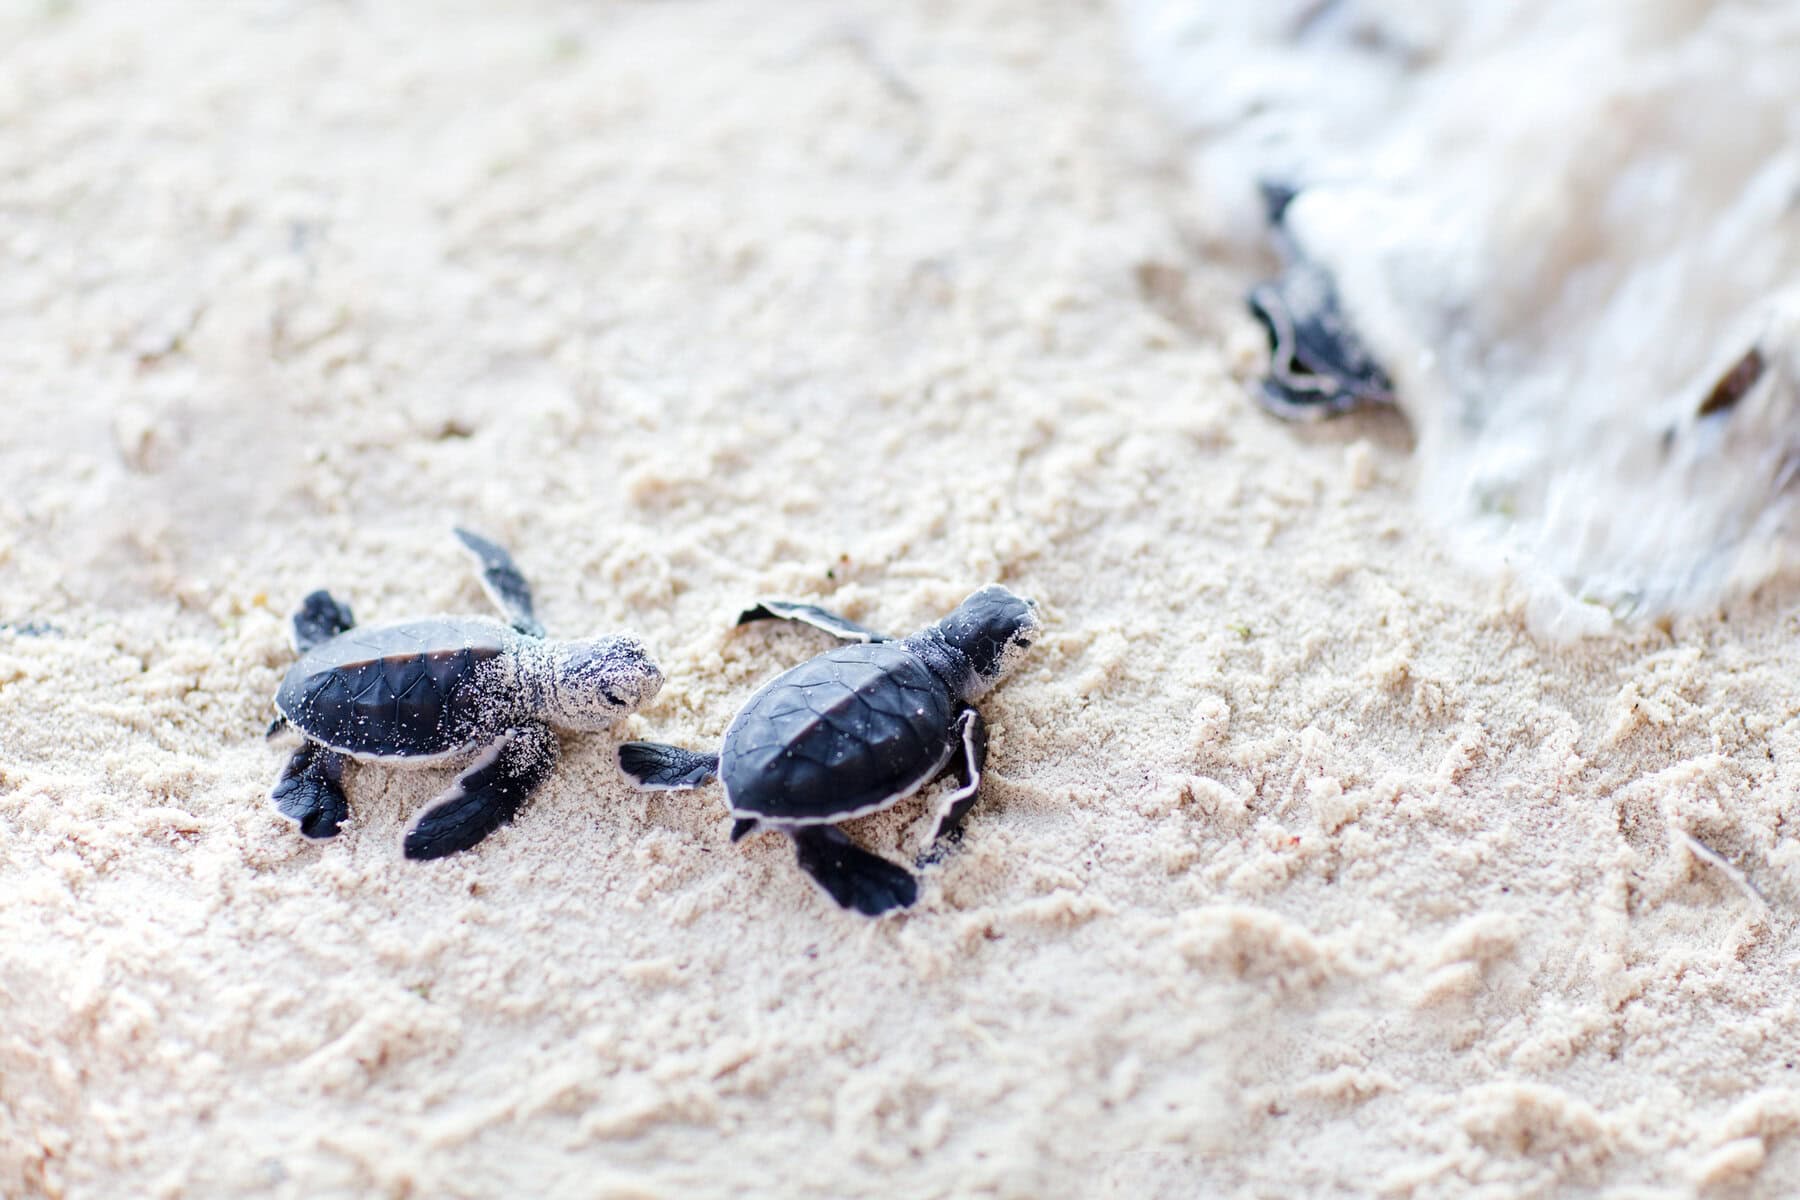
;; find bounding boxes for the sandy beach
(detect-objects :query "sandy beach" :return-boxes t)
[5,2,1800,1197]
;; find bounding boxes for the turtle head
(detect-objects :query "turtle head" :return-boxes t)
[934,585,1041,700]
[539,635,662,730]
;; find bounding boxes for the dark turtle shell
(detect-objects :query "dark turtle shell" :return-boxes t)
[275,618,514,758]
[720,641,956,823]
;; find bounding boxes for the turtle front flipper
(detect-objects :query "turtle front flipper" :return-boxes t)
[618,742,720,790]
[1247,184,1394,421]
[404,723,560,860]
[1248,267,1395,420]
[928,707,988,844]
[790,825,919,917]
[454,527,546,638]
[736,600,888,643]
[271,742,349,839]
[291,590,356,654]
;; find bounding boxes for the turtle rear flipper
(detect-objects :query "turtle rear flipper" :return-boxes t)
[618,742,719,790]
[292,590,355,654]
[271,742,348,839]
[404,723,559,860]
[454,527,545,638]
[791,825,918,917]
[736,600,888,643]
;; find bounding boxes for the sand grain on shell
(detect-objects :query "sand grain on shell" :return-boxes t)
[4,2,1800,1198]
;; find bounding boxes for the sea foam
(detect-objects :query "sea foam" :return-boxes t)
[1131,0,1800,633]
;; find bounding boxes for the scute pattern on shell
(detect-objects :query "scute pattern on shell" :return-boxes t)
[275,618,512,757]
[720,642,956,822]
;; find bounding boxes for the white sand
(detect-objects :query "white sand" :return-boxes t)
[3,3,1800,1197]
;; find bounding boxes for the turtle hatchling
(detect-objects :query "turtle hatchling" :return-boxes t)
[617,585,1041,917]
[267,528,663,859]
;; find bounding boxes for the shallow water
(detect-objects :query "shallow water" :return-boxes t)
[1131,0,1800,634]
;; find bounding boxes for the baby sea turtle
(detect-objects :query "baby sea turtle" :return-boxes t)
[617,585,1041,917]
[268,528,662,859]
